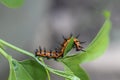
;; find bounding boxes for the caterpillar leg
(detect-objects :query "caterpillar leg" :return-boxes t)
[76,34,80,38]
[35,49,38,56]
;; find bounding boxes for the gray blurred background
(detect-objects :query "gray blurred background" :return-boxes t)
[0,0,120,80]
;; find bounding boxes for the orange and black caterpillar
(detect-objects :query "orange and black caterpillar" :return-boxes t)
[35,35,85,59]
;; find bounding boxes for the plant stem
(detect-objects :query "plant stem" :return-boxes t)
[46,68,51,80]
[0,39,34,58]
[0,48,12,61]
[40,58,51,80]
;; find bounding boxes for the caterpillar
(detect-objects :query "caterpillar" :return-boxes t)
[35,35,85,59]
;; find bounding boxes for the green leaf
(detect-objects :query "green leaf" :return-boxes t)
[62,11,111,64]
[0,0,24,8]
[63,62,89,80]
[19,60,47,80]
[8,59,47,80]
[8,59,33,80]
[64,37,74,56]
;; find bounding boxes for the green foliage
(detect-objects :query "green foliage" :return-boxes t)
[64,64,89,80]
[64,37,74,56]
[0,0,24,8]
[9,59,34,80]
[19,60,47,80]
[0,11,111,80]
[35,57,80,80]
[61,11,111,65]
[8,59,47,80]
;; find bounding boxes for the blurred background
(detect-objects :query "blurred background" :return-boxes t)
[0,0,120,80]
